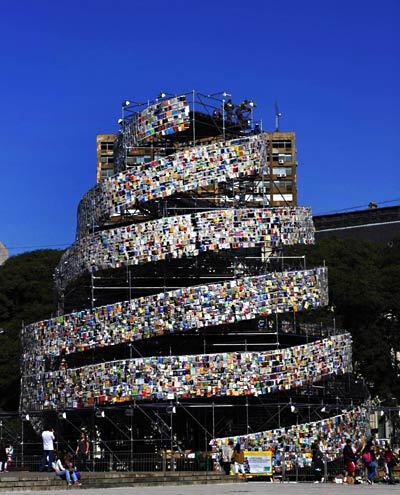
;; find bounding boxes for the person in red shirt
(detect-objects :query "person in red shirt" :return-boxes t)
[381,443,397,484]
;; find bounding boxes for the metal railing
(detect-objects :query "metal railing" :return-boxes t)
[10,450,215,473]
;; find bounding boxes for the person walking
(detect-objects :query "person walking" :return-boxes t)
[343,439,357,484]
[362,443,377,484]
[312,442,325,483]
[220,440,234,475]
[381,443,397,484]
[75,431,90,471]
[40,426,55,472]
[232,443,245,474]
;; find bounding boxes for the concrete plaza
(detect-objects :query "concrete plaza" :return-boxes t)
[11,482,400,495]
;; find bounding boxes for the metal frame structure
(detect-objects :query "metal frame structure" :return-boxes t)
[19,90,371,465]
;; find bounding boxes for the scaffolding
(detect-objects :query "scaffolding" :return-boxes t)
[19,90,372,466]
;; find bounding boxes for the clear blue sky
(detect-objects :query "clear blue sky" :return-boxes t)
[0,0,399,254]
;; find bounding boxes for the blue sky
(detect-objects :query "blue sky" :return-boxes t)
[0,0,398,254]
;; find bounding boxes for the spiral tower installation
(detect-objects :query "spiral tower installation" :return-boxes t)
[20,91,366,456]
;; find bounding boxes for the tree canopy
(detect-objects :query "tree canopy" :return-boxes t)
[289,236,400,401]
[0,249,62,409]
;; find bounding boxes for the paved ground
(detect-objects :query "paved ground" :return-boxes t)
[11,483,400,495]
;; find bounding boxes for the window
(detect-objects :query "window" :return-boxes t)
[273,193,293,202]
[101,169,114,179]
[100,156,114,164]
[126,155,152,166]
[100,142,115,151]
[278,153,292,162]
[272,140,292,150]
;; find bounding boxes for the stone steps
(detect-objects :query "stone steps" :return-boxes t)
[0,471,241,491]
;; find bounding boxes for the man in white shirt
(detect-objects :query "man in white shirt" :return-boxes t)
[220,440,234,475]
[40,427,55,472]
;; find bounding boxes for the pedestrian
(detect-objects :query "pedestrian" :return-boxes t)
[381,443,397,484]
[343,439,356,484]
[40,426,55,472]
[75,431,90,471]
[362,443,377,485]
[0,442,7,472]
[220,440,234,475]
[232,443,245,474]
[312,442,325,483]
[5,444,13,471]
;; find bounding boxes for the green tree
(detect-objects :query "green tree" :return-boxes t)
[0,249,62,409]
[289,236,400,402]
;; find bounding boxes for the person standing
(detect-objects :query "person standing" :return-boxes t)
[220,440,234,475]
[40,426,55,472]
[232,443,245,474]
[343,439,356,483]
[75,431,90,471]
[381,443,397,484]
[0,442,7,472]
[312,442,325,483]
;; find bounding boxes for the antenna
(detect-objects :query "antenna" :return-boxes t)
[275,101,282,131]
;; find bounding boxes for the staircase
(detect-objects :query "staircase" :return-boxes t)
[0,471,242,491]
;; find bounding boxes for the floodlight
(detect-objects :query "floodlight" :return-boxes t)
[117,118,124,125]
[122,100,131,107]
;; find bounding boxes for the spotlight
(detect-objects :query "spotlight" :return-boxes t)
[290,405,297,414]
[122,100,130,107]
[25,414,30,421]
[117,118,124,125]
[249,101,255,107]
[158,92,166,98]
[95,409,105,418]
[380,410,385,417]
[222,91,231,97]
[58,412,67,420]
[321,406,326,413]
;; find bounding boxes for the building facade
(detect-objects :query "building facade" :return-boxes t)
[0,241,8,266]
[314,205,400,244]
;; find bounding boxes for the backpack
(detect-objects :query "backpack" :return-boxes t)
[362,452,371,465]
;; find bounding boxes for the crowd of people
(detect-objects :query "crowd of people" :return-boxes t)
[40,426,87,487]
[341,438,399,485]
[21,333,351,411]
[77,134,267,237]
[22,267,328,370]
[57,206,314,290]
